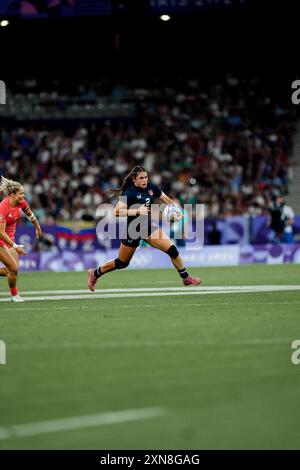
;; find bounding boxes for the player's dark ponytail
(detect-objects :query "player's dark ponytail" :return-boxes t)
[108,166,148,197]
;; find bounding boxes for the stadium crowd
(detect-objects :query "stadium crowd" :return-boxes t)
[0,75,297,223]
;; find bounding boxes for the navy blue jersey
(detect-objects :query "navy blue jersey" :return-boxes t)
[122,182,162,210]
[120,183,162,246]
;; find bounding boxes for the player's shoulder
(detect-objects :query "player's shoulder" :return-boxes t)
[121,186,137,205]
[0,196,9,210]
[148,182,162,195]
[0,197,9,222]
[122,185,136,196]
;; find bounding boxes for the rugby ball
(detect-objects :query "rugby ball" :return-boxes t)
[163,204,182,222]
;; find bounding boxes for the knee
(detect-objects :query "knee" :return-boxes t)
[166,245,179,259]
[115,258,130,269]
[8,263,18,275]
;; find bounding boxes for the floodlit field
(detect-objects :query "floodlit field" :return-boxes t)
[0,264,300,449]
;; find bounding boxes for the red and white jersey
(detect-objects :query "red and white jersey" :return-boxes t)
[0,197,30,247]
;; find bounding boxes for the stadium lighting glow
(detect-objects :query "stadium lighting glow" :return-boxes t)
[0,20,9,27]
[160,15,171,22]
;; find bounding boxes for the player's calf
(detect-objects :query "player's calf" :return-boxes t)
[88,258,130,292]
[166,245,202,286]
[114,258,130,270]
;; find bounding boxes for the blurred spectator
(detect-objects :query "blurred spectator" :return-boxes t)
[268,196,295,243]
[207,221,222,245]
[0,75,297,223]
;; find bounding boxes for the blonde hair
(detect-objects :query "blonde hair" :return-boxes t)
[0,176,22,196]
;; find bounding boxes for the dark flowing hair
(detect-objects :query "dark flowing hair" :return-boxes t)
[108,166,148,198]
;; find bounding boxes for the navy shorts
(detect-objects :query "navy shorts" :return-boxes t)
[121,223,159,247]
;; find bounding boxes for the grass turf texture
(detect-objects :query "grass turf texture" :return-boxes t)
[0,264,300,449]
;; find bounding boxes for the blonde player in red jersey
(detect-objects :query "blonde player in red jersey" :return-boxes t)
[0,176,42,302]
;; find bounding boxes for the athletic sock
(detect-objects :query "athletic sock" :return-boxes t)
[10,287,18,296]
[94,267,103,279]
[178,267,189,279]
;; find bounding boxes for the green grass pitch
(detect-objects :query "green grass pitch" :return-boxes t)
[0,264,300,449]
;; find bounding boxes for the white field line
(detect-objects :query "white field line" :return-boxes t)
[1,285,300,302]
[0,290,295,302]
[0,407,166,441]
[1,285,300,296]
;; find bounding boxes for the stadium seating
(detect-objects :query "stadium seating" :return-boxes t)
[0,76,297,223]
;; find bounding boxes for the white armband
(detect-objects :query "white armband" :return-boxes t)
[27,213,36,222]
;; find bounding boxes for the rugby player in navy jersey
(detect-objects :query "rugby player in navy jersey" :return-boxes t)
[88,166,201,291]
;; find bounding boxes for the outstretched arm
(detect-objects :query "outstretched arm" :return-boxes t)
[159,192,175,205]
[114,200,149,217]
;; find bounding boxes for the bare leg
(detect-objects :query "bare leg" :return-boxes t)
[88,243,137,291]
[0,247,19,291]
[7,271,17,289]
[99,243,137,274]
[8,248,19,289]
[146,229,202,285]
[0,267,8,276]
[146,229,185,269]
